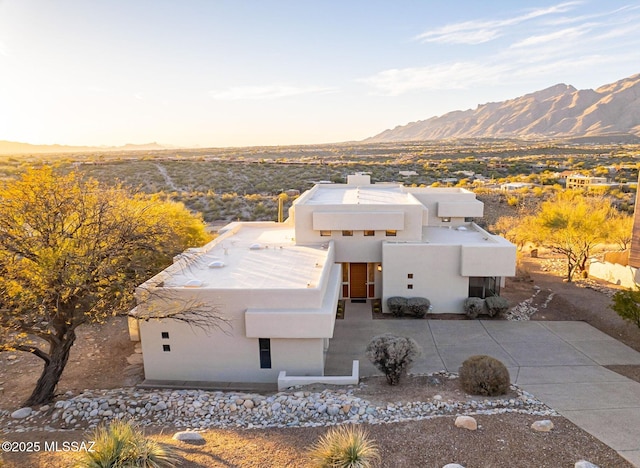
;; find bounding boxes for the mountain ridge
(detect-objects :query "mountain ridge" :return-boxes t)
[366,73,640,142]
[0,140,169,155]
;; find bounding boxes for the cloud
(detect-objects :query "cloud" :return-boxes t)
[414,1,582,44]
[358,62,512,96]
[208,85,336,101]
[510,24,592,48]
[362,2,640,96]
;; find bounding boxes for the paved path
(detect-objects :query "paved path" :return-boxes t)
[325,302,640,466]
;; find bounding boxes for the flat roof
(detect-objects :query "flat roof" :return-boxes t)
[163,224,328,289]
[302,184,419,205]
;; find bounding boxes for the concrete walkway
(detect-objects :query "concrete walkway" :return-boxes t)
[325,302,640,466]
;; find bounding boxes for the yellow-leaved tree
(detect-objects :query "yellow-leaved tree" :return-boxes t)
[0,167,212,406]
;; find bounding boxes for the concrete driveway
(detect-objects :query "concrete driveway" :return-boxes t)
[325,302,640,466]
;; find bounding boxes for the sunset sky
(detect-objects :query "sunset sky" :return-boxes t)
[1,0,639,148]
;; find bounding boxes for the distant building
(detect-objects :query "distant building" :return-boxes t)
[500,182,535,191]
[565,174,608,189]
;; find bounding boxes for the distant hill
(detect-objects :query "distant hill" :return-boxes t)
[0,140,168,155]
[366,74,640,143]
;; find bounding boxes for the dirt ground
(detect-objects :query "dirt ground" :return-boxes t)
[2,252,639,467]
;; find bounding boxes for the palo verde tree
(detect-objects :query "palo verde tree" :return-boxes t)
[526,191,616,282]
[0,167,212,406]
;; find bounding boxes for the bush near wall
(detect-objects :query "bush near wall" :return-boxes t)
[406,297,431,318]
[485,296,509,317]
[464,297,486,318]
[386,297,431,317]
[387,296,407,316]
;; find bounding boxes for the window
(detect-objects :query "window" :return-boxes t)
[259,338,271,369]
[342,230,353,237]
[320,230,331,237]
[161,332,169,339]
[364,230,375,237]
[407,273,413,279]
[385,230,397,237]
[162,344,171,352]
[469,276,500,298]
[407,284,413,289]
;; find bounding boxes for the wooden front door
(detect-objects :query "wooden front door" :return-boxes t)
[349,263,367,298]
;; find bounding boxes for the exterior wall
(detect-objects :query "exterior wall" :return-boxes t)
[245,264,341,338]
[313,211,405,230]
[405,188,484,226]
[294,198,425,263]
[589,260,640,289]
[437,201,484,218]
[630,172,640,268]
[460,242,517,278]
[382,243,468,313]
[139,318,325,382]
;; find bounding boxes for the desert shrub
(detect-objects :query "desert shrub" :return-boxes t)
[78,419,179,468]
[365,334,421,385]
[610,289,640,328]
[406,297,430,318]
[386,296,407,316]
[484,296,509,317]
[307,424,380,468]
[463,297,486,318]
[459,355,510,396]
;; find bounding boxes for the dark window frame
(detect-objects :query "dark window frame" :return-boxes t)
[259,338,272,369]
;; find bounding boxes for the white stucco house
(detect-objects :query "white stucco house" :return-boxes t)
[129,174,516,385]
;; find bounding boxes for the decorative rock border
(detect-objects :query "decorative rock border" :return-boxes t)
[0,373,557,434]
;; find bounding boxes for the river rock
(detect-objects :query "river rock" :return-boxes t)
[172,431,205,443]
[11,407,32,419]
[531,420,554,432]
[454,415,477,430]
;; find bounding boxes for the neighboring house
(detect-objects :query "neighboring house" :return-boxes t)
[130,174,516,385]
[565,174,608,189]
[500,182,535,191]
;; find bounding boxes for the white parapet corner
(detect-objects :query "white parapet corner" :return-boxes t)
[277,360,359,391]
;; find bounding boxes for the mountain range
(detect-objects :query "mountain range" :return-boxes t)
[0,141,168,155]
[366,73,640,143]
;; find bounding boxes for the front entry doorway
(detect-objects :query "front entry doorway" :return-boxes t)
[349,263,367,299]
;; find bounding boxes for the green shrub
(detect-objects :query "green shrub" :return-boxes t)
[406,297,430,318]
[610,289,640,328]
[307,424,380,468]
[386,297,407,316]
[484,296,509,317]
[78,419,179,468]
[459,355,510,396]
[365,334,421,385]
[463,297,485,318]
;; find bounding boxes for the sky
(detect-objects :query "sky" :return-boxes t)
[0,0,639,148]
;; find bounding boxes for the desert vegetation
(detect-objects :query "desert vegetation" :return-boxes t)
[0,167,213,405]
[365,334,421,385]
[0,139,636,227]
[459,355,511,397]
